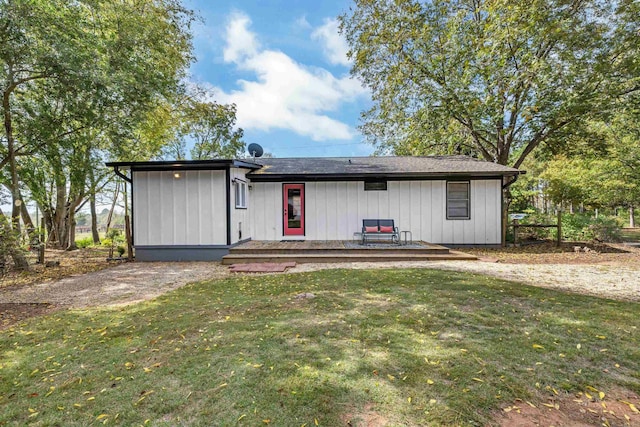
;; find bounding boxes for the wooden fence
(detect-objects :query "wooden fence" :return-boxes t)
[510,212,562,247]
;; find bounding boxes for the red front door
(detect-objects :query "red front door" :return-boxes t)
[283,184,304,236]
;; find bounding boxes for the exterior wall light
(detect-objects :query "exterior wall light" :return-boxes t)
[173,172,181,179]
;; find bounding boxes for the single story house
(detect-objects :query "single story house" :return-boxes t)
[106,156,521,261]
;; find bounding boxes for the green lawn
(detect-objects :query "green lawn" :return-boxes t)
[1,269,638,426]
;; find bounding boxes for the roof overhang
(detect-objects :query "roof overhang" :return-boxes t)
[105,159,262,172]
[246,171,520,182]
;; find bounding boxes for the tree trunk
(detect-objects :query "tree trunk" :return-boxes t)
[501,186,513,247]
[19,191,35,236]
[2,83,29,271]
[0,210,29,270]
[51,179,69,249]
[66,192,85,251]
[4,85,22,235]
[631,205,636,228]
[105,181,120,236]
[42,208,54,245]
[67,206,78,250]
[90,195,100,244]
[556,208,562,247]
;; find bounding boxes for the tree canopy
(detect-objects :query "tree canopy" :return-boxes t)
[340,0,640,167]
[0,0,196,258]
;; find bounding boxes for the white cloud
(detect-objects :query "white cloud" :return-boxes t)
[213,12,368,141]
[294,15,311,30]
[311,18,351,67]
[222,12,259,63]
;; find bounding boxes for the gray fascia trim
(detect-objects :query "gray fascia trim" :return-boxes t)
[105,159,262,171]
[233,159,262,169]
[247,173,512,183]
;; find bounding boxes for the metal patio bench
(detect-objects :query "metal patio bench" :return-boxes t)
[361,219,399,245]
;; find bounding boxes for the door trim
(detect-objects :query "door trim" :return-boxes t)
[283,183,305,236]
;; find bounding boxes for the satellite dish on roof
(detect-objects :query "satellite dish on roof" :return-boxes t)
[248,143,264,158]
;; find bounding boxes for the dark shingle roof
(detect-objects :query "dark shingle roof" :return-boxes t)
[247,156,520,180]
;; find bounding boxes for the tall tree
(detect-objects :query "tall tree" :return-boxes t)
[341,0,640,243]
[1,0,194,254]
[340,0,640,166]
[187,101,244,160]
[155,89,245,161]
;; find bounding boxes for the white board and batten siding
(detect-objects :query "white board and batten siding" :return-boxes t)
[229,168,251,245]
[133,170,227,246]
[250,180,502,245]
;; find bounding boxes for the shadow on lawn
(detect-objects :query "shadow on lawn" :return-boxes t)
[0,268,639,426]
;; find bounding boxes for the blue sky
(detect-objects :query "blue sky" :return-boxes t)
[183,0,373,158]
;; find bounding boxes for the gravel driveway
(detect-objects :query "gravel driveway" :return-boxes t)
[0,262,231,308]
[293,260,640,302]
[1,258,638,309]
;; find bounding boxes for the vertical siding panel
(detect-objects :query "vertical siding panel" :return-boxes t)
[200,171,213,244]
[173,171,187,244]
[271,182,279,240]
[159,173,171,245]
[318,182,326,240]
[487,180,501,244]
[273,183,281,240]
[346,182,359,238]
[462,182,475,244]
[366,185,377,218]
[398,182,411,233]
[420,181,432,242]
[377,185,389,219]
[253,183,263,240]
[260,182,266,240]
[453,218,465,244]
[193,171,202,244]
[336,182,347,239]
[326,182,337,240]
[253,182,264,240]
[410,181,421,237]
[387,181,400,232]
[473,181,487,244]
[216,170,227,244]
[306,182,320,240]
[228,168,250,244]
[144,172,162,245]
[357,181,366,222]
[133,172,147,245]
[302,182,312,239]
[432,181,445,243]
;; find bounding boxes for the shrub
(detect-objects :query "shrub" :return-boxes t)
[0,221,27,273]
[586,217,622,242]
[561,213,621,242]
[76,236,96,248]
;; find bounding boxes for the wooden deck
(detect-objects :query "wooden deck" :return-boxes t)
[222,240,477,264]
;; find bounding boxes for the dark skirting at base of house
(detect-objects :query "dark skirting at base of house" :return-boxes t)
[135,239,251,261]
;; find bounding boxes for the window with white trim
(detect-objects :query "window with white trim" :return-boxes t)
[235,180,247,209]
[446,182,470,220]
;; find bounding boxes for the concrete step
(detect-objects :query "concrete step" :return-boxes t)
[222,251,477,265]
